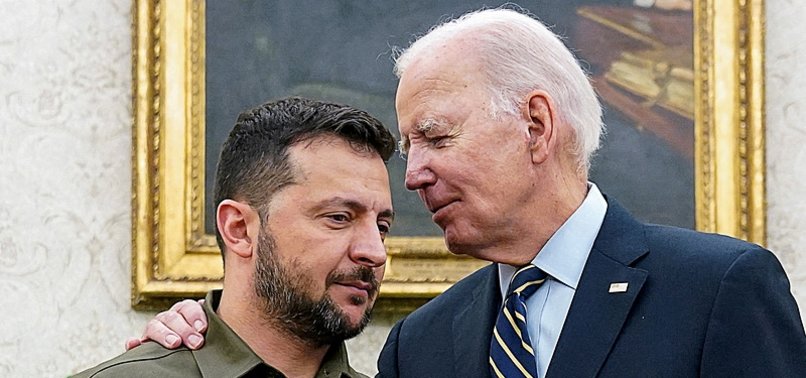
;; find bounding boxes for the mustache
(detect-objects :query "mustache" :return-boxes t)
[326,266,380,296]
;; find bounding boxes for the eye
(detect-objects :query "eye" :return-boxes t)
[428,135,449,148]
[325,213,351,225]
[378,223,391,234]
[378,222,391,240]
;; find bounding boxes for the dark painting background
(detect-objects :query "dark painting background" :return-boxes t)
[204,0,694,236]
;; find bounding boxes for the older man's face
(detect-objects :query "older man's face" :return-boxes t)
[395,47,539,260]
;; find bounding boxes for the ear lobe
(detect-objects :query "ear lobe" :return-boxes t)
[524,91,555,164]
[216,199,259,259]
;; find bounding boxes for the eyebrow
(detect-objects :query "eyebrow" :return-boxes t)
[416,118,444,133]
[315,197,395,221]
[399,117,447,155]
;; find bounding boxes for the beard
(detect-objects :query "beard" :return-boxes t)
[253,232,378,347]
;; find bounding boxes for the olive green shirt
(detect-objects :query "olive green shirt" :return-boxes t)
[73,290,367,378]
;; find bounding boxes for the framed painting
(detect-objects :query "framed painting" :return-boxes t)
[131,0,765,310]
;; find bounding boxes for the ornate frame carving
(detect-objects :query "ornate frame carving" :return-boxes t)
[131,0,765,309]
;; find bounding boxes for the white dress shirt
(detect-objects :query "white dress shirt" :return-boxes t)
[497,183,608,378]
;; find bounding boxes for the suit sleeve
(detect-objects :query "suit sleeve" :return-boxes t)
[376,317,404,378]
[700,247,806,376]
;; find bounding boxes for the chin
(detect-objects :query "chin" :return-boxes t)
[340,304,373,332]
[340,297,374,319]
[443,227,471,255]
[444,230,492,260]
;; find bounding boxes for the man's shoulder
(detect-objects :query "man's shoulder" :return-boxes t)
[601,194,761,257]
[643,223,765,258]
[637,223,783,282]
[71,342,200,378]
[406,263,496,320]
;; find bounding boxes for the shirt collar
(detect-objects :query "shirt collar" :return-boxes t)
[317,343,365,378]
[498,183,608,297]
[194,290,363,378]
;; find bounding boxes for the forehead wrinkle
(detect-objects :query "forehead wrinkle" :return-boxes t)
[400,76,454,111]
[398,76,456,154]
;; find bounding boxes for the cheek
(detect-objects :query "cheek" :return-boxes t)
[318,245,355,275]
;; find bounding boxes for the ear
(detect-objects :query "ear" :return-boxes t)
[522,91,556,165]
[216,199,260,260]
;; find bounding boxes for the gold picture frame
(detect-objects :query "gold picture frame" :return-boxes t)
[131,0,765,310]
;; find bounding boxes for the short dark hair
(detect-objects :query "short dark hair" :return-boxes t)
[213,97,396,255]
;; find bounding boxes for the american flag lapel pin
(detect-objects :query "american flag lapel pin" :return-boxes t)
[609,282,629,293]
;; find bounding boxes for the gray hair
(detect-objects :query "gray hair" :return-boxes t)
[394,8,604,174]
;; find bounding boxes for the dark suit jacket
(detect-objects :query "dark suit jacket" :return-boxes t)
[377,199,806,377]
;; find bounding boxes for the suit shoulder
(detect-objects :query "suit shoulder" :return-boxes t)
[405,264,496,321]
[71,342,199,378]
[640,224,785,279]
[644,224,765,258]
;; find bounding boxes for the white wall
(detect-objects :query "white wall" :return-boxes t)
[765,0,806,325]
[0,1,803,376]
[0,1,154,376]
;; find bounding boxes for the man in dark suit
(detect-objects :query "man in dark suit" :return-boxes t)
[130,7,804,378]
[379,7,805,377]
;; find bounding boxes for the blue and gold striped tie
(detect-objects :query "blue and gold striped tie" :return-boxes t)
[489,265,547,378]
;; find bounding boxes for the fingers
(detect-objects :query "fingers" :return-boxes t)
[172,299,208,334]
[149,310,204,350]
[124,337,142,351]
[139,298,209,350]
[143,315,184,349]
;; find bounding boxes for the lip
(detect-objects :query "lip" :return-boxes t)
[431,200,458,225]
[424,193,458,214]
[432,201,455,214]
[338,280,373,291]
[333,281,375,297]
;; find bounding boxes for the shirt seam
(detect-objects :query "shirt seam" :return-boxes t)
[88,349,195,377]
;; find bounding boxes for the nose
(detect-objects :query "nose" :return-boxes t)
[349,224,388,268]
[404,147,437,191]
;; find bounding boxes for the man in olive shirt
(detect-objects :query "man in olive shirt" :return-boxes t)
[74,97,396,378]
[78,291,363,378]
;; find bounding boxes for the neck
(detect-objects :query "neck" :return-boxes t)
[482,174,588,266]
[218,288,330,378]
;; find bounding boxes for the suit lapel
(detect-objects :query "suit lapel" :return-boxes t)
[546,199,649,377]
[452,265,500,378]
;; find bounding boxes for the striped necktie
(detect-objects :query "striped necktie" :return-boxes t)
[489,264,547,378]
